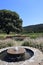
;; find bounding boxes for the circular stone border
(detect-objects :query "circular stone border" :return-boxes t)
[0,46,43,65]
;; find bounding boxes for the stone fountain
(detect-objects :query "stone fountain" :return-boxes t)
[0,46,34,62]
[0,46,43,65]
[7,47,25,61]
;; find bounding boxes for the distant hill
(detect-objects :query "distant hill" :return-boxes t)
[23,24,43,33]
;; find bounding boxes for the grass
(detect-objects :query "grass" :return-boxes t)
[0,33,43,39]
[22,33,43,39]
[0,33,16,39]
[0,33,43,52]
[0,42,14,49]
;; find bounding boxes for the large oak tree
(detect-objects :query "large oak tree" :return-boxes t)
[0,9,23,34]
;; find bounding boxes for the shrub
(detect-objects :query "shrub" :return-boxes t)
[7,43,13,47]
[22,41,43,52]
[22,41,32,46]
[29,35,38,39]
[0,42,13,49]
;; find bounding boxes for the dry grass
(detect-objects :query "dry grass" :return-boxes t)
[22,37,43,52]
[23,37,43,44]
[0,37,43,52]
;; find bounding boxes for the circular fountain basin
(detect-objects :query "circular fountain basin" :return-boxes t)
[0,46,43,65]
[0,46,34,62]
[7,47,25,61]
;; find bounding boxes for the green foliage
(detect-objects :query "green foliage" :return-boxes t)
[0,9,23,34]
[0,42,13,49]
[22,41,43,52]
[23,24,43,33]
[7,43,13,47]
[29,34,39,39]
[22,41,32,46]
[0,36,5,39]
[22,33,43,38]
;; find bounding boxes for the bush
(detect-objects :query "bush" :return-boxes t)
[0,42,13,49]
[22,41,32,46]
[22,41,43,52]
[29,35,38,39]
[7,43,13,47]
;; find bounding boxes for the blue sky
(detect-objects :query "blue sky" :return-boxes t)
[0,0,43,26]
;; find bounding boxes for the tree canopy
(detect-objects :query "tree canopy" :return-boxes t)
[0,9,23,34]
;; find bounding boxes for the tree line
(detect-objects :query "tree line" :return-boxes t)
[23,24,43,33]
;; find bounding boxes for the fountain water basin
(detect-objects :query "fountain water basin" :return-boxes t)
[0,46,34,62]
[6,47,25,61]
